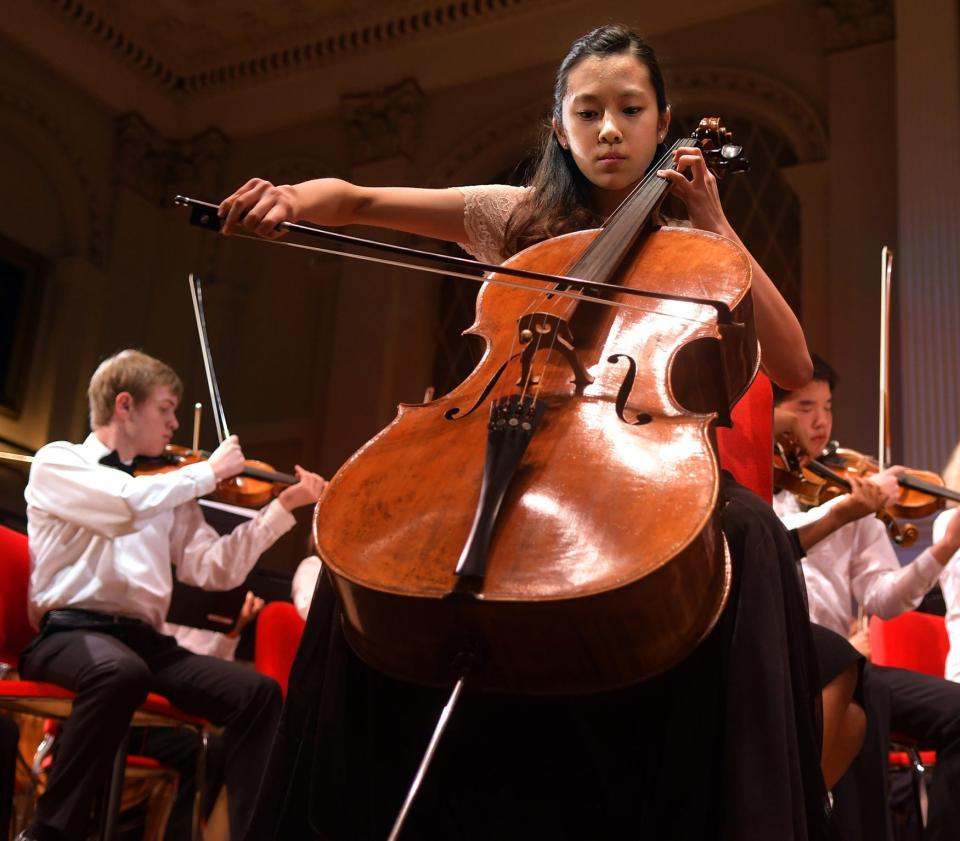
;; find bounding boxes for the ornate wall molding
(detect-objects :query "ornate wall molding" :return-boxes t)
[0,89,106,265]
[665,66,828,164]
[426,65,828,189]
[258,156,339,188]
[114,113,228,206]
[424,100,547,187]
[43,0,541,98]
[816,0,894,52]
[340,78,424,167]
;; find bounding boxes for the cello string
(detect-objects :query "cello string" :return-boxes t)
[525,141,689,409]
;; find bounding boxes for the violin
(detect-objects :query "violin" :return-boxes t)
[774,439,960,546]
[135,444,297,508]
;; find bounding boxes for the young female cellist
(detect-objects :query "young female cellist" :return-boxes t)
[221,24,851,841]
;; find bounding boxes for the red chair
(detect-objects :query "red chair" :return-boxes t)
[870,611,950,828]
[870,611,949,678]
[254,601,306,699]
[0,524,208,840]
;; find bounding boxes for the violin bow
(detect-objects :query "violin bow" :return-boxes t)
[188,273,230,444]
[173,195,735,326]
[878,246,893,471]
[188,273,298,486]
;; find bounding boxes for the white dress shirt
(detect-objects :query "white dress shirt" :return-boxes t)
[164,623,240,660]
[25,433,296,630]
[772,490,942,636]
[934,508,960,681]
[291,555,323,620]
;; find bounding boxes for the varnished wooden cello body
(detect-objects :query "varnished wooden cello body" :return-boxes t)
[314,120,755,694]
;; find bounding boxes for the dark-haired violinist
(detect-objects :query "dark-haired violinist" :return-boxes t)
[936,443,960,683]
[774,353,960,841]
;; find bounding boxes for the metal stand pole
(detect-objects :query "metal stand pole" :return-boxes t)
[386,676,466,841]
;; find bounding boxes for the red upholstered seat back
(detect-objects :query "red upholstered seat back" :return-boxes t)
[0,524,34,666]
[254,601,306,698]
[716,372,774,503]
[870,611,949,678]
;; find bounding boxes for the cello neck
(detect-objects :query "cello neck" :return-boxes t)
[566,140,683,286]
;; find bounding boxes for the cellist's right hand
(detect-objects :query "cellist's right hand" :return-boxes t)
[219,178,301,238]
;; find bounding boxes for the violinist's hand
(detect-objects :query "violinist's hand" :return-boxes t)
[847,616,871,660]
[774,407,816,465]
[931,508,960,566]
[835,475,889,524]
[867,465,905,507]
[219,178,301,239]
[208,435,245,481]
[656,146,731,237]
[278,465,327,512]
[226,591,265,639]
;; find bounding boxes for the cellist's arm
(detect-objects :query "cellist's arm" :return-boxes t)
[219,177,468,243]
[658,147,812,390]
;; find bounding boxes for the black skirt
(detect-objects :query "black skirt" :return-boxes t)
[811,622,864,690]
[245,476,828,841]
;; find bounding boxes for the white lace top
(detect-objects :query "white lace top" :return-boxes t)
[454,184,530,264]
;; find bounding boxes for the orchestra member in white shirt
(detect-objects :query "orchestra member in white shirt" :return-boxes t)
[934,442,960,683]
[772,354,960,841]
[17,349,324,841]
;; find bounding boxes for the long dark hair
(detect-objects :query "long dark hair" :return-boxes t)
[502,25,669,257]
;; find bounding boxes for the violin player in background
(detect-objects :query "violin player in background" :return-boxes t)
[219,25,852,841]
[773,354,960,841]
[934,442,960,683]
[15,349,325,841]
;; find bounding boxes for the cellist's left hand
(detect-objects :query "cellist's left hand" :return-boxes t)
[278,466,327,511]
[656,146,731,237]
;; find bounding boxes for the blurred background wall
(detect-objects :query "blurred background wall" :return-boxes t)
[0,0,957,571]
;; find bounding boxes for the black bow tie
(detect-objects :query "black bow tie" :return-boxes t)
[99,450,136,476]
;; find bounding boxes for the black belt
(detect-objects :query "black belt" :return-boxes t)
[40,608,144,631]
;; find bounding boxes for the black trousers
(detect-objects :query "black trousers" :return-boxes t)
[832,663,960,841]
[1,714,18,838]
[18,615,281,841]
[131,726,225,841]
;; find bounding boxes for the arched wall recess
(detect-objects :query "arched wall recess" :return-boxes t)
[0,89,106,265]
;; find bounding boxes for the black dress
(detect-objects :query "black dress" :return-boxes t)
[246,475,829,841]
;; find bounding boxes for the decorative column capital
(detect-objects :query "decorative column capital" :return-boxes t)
[816,0,894,51]
[340,78,423,167]
[115,113,229,206]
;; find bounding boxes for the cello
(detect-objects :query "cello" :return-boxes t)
[299,119,754,694]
